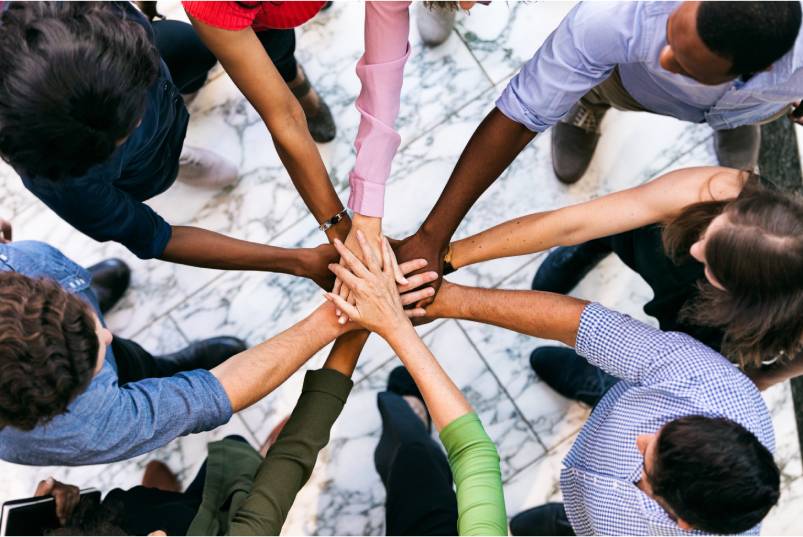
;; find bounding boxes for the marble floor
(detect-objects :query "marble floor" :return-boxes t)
[1,2,802,535]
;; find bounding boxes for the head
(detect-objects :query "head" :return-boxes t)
[636,416,780,533]
[0,272,110,431]
[0,2,160,180]
[661,1,801,85]
[663,176,803,367]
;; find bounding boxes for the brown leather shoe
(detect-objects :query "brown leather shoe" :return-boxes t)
[714,124,760,171]
[551,102,608,184]
[141,461,181,492]
[289,65,336,143]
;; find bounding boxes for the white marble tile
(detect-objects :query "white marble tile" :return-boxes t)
[280,320,544,535]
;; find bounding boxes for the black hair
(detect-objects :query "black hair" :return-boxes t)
[649,415,780,534]
[697,1,802,76]
[0,2,160,180]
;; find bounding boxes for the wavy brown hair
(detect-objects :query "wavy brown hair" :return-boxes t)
[0,272,99,431]
[662,175,803,368]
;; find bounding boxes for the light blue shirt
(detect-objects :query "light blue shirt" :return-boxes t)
[497,1,803,132]
[562,304,775,535]
[0,241,232,466]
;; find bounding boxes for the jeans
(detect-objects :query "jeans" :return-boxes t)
[374,392,458,535]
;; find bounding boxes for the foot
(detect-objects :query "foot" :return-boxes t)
[288,65,336,143]
[177,145,239,189]
[531,241,612,294]
[141,461,181,492]
[156,336,247,374]
[88,258,131,314]
[387,366,431,432]
[530,347,618,406]
[510,503,574,536]
[714,124,760,171]
[415,3,456,47]
[551,102,608,184]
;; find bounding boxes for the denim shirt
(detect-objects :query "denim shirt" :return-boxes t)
[497,1,803,132]
[17,2,186,260]
[0,241,232,466]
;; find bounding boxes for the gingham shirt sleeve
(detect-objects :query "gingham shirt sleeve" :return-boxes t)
[575,303,715,385]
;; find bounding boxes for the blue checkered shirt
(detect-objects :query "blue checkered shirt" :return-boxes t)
[562,304,775,536]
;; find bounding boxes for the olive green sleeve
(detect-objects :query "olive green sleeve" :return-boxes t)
[226,368,353,536]
[439,412,507,536]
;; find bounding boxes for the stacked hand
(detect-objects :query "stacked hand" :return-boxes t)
[325,231,435,338]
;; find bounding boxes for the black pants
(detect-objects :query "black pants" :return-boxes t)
[111,336,188,384]
[374,392,458,536]
[151,18,299,90]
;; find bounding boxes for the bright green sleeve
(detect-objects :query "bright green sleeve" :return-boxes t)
[439,412,507,536]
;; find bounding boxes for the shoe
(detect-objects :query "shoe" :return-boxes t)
[387,366,431,432]
[415,3,456,47]
[177,145,239,188]
[551,102,609,184]
[88,258,131,314]
[531,241,612,294]
[156,336,247,374]
[289,65,336,143]
[141,461,181,492]
[530,347,618,406]
[510,503,575,536]
[714,124,760,171]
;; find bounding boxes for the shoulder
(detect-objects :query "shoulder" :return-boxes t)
[183,1,258,31]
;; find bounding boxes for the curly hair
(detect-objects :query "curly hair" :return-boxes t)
[662,175,803,368]
[0,272,99,431]
[0,2,159,179]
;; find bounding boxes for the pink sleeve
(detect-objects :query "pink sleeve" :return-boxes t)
[347,1,412,218]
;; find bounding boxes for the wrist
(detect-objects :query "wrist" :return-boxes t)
[418,222,449,249]
[380,316,417,348]
[351,213,382,233]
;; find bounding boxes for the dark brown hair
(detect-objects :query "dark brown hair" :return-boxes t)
[0,273,99,431]
[662,175,803,367]
[649,415,779,534]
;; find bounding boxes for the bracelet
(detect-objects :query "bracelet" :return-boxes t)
[443,243,456,275]
[319,209,349,232]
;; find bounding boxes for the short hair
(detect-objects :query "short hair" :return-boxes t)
[697,1,802,76]
[649,415,780,534]
[0,272,99,431]
[0,2,160,180]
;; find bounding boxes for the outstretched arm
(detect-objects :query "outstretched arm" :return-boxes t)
[187,16,349,241]
[447,166,745,270]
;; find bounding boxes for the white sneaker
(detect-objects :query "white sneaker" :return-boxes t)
[177,145,238,189]
[415,3,457,47]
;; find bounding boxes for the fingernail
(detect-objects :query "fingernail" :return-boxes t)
[334,239,342,245]
[338,316,347,325]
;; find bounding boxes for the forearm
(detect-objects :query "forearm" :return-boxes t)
[323,330,370,377]
[212,305,347,411]
[385,323,472,431]
[431,283,586,347]
[419,108,536,246]
[160,225,310,273]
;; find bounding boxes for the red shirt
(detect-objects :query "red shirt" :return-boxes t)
[183,1,325,31]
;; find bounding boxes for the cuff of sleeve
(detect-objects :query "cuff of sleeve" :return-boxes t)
[348,173,386,217]
[131,219,172,260]
[574,302,608,360]
[303,369,354,404]
[439,412,488,453]
[188,369,234,428]
[495,84,548,133]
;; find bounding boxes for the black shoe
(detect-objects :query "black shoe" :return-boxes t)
[510,503,575,536]
[88,258,131,314]
[156,337,247,374]
[531,241,612,294]
[387,366,431,432]
[714,124,760,171]
[551,102,608,184]
[530,347,618,407]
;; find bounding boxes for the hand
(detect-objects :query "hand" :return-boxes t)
[333,215,406,320]
[325,232,435,337]
[393,230,449,307]
[0,218,12,244]
[299,243,340,290]
[34,477,79,525]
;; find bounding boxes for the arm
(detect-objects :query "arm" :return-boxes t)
[326,236,506,534]
[448,166,745,269]
[187,15,349,241]
[226,331,367,536]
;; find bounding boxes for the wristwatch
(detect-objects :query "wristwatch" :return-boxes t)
[319,209,349,232]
